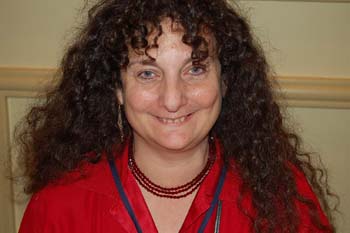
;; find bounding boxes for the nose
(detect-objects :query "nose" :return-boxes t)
[159,76,187,112]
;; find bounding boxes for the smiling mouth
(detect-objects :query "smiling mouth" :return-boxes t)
[156,113,193,124]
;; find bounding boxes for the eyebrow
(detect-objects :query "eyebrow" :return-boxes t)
[127,57,203,68]
[128,59,155,67]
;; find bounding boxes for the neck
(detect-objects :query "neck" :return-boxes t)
[132,136,210,188]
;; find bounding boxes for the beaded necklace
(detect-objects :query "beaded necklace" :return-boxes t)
[128,140,216,199]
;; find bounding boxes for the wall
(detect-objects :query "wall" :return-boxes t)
[0,0,349,232]
[0,0,83,68]
[238,0,350,77]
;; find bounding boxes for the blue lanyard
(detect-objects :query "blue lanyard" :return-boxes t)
[108,159,227,233]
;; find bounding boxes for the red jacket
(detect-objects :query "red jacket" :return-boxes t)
[19,142,330,233]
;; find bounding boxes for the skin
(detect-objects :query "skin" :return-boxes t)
[117,19,223,232]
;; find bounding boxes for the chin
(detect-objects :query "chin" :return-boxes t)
[154,137,193,151]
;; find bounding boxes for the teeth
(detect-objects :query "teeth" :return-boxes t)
[160,116,186,124]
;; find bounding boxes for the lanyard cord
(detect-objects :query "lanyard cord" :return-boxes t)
[214,200,223,233]
[197,167,226,233]
[108,159,226,233]
[108,159,143,233]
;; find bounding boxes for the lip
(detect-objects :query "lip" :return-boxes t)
[154,113,194,125]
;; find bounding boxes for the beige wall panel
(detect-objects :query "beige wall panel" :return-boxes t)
[0,95,15,233]
[7,97,36,233]
[288,107,350,232]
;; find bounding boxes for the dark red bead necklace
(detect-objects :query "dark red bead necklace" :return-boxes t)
[128,140,216,199]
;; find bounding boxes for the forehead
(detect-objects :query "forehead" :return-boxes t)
[127,18,217,61]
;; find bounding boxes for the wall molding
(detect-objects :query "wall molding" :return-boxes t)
[0,67,55,93]
[1,67,350,109]
[276,76,350,109]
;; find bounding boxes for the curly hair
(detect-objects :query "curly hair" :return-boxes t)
[16,0,336,232]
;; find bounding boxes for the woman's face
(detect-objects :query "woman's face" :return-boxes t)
[118,20,223,152]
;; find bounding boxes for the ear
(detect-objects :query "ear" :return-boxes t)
[116,88,124,105]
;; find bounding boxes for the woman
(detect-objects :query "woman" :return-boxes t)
[18,0,335,232]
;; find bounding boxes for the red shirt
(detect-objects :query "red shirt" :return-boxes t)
[19,142,330,233]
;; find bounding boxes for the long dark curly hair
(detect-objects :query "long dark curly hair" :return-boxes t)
[16,0,337,232]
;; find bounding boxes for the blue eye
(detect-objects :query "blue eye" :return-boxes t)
[138,70,156,80]
[188,66,206,75]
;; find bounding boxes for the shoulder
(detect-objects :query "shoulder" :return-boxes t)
[282,164,331,230]
[222,160,331,231]
[288,163,332,231]
[41,156,117,198]
[19,157,119,233]
[288,163,323,201]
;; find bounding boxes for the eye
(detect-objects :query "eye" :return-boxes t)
[137,70,157,80]
[187,65,207,76]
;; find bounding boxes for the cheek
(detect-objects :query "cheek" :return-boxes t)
[124,87,157,112]
[189,84,222,108]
